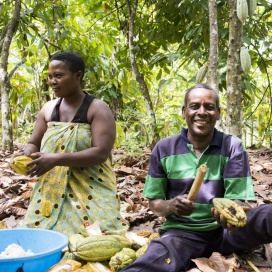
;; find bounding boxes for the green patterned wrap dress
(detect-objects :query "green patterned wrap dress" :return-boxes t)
[22,96,129,237]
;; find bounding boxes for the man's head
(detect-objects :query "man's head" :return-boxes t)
[183,84,220,110]
[51,52,85,81]
[182,84,220,140]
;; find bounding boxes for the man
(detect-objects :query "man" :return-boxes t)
[121,84,272,272]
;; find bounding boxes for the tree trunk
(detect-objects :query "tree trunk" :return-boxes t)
[207,0,218,90]
[225,0,243,138]
[0,0,21,150]
[126,0,159,148]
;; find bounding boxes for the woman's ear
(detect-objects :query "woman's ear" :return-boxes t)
[76,70,83,80]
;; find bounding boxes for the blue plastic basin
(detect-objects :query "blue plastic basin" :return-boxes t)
[0,228,68,272]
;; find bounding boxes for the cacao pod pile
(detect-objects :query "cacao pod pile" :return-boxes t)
[212,198,247,227]
[11,155,33,175]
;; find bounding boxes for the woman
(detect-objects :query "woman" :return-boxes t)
[22,52,128,237]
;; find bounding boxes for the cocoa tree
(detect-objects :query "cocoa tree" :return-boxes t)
[207,0,219,90]
[125,0,159,147]
[225,0,244,138]
[0,0,21,150]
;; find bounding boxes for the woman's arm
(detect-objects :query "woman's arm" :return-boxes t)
[26,99,116,176]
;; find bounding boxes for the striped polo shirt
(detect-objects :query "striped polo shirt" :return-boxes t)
[143,128,255,231]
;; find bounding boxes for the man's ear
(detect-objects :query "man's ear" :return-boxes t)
[182,106,186,118]
[216,108,221,120]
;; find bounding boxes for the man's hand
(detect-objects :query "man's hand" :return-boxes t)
[211,207,237,232]
[169,195,195,216]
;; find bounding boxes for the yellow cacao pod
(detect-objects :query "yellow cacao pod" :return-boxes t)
[212,198,247,227]
[75,235,123,262]
[248,0,257,18]
[47,260,82,271]
[240,47,251,73]
[109,248,136,272]
[196,65,208,83]
[135,245,148,259]
[85,261,111,272]
[11,155,33,175]
[237,0,248,23]
[147,232,160,244]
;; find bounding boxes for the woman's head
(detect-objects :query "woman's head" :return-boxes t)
[51,52,85,81]
[48,52,85,97]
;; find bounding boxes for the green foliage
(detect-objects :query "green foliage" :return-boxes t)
[2,0,272,149]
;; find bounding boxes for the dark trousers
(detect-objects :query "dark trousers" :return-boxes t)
[121,204,272,272]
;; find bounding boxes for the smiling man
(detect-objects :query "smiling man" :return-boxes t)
[121,84,272,272]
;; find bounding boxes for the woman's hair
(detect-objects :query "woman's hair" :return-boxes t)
[184,84,220,110]
[51,52,85,81]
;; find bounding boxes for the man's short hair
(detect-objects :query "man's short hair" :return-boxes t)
[184,84,220,110]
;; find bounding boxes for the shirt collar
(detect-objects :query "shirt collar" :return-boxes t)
[180,127,223,147]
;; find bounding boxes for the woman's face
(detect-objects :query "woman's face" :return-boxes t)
[48,60,82,97]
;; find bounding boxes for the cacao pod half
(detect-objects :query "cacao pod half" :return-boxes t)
[212,198,247,227]
[11,155,33,175]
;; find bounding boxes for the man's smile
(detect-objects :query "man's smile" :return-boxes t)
[194,120,209,125]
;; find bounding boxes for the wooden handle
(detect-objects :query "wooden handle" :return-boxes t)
[187,164,208,201]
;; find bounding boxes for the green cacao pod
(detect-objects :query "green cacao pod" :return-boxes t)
[196,65,208,83]
[236,0,248,23]
[248,0,257,18]
[212,198,247,227]
[61,252,78,261]
[75,235,123,262]
[240,47,251,73]
[110,235,132,248]
[109,248,136,272]
[11,155,33,175]
[69,233,85,252]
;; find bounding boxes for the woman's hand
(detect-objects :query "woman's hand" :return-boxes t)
[211,207,237,232]
[26,153,57,177]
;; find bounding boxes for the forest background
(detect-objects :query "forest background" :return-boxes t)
[0,0,271,153]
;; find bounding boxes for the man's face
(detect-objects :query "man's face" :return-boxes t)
[182,88,220,138]
[48,60,81,98]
